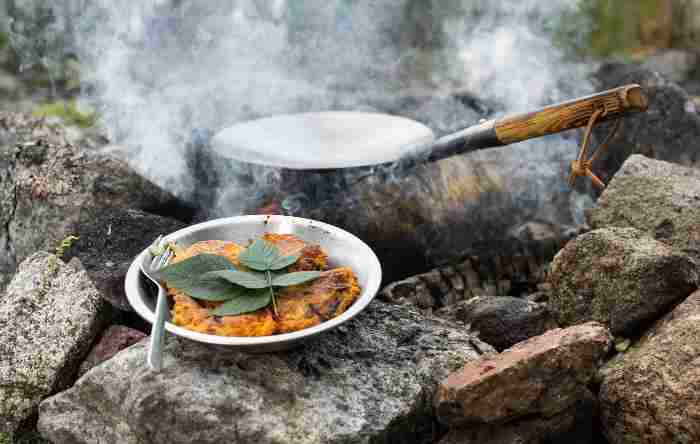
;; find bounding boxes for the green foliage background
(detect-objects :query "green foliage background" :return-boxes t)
[553,0,677,58]
[0,0,690,126]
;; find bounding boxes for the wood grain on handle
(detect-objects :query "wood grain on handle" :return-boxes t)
[493,84,648,145]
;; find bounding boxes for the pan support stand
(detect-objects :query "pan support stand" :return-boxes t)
[568,107,621,189]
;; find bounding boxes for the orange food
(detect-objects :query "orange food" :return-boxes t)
[171,292,277,336]
[167,235,359,337]
[170,239,245,266]
[260,233,328,271]
[276,267,360,334]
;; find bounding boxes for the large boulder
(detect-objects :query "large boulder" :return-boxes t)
[38,301,496,444]
[587,155,700,265]
[547,227,698,337]
[0,252,110,438]
[435,322,612,427]
[436,296,558,351]
[0,112,193,291]
[61,207,188,311]
[590,65,700,183]
[599,289,700,444]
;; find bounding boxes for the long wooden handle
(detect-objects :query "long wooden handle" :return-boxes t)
[419,84,648,165]
[493,84,648,144]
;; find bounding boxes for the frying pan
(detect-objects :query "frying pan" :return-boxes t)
[203,84,649,284]
[210,84,648,172]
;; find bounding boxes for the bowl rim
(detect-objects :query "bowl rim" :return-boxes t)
[124,214,382,346]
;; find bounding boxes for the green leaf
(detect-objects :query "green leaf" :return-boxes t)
[204,269,268,289]
[271,271,322,287]
[160,254,236,289]
[269,252,302,270]
[179,278,247,301]
[238,239,281,271]
[210,289,272,316]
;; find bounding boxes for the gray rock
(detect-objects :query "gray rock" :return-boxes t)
[0,112,193,291]
[435,322,612,426]
[38,301,496,444]
[436,296,558,351]
[61,208,187,311]
[599,289,700,444]
[590,65,700,184]
[439,390,602,444]
[547,227,698,337]
[0,252,110,438]
[587,155,700,265]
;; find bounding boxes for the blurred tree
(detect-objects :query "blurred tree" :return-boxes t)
[555,0,678,58]
[672,0,700,52]
[4,0,89,95]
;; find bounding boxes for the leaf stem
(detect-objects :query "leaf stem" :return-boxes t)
[266,270,278,317]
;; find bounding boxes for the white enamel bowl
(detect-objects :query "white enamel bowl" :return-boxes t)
[124,215,382,352]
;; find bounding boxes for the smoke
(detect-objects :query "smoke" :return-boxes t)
[386,0,597,242]
[5,0,596,233]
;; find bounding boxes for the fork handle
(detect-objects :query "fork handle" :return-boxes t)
[147,286,168,370]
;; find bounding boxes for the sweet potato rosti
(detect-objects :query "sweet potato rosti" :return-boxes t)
[167,235,360,337]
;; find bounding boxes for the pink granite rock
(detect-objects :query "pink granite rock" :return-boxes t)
[600,290,700,444]
[78,325,146,376]
[435,322,612,426]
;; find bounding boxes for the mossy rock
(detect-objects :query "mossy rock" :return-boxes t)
[32,100,97,128]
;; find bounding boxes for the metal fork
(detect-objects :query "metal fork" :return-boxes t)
[140,235,174,370]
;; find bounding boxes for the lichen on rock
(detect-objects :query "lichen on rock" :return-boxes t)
[37,301,495,444]
[599,289,700,444]
[547,226,698,336]
[587,154,700,266]
[0,252,110,439]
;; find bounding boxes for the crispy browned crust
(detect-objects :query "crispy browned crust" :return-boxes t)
[167,235,357,337]
[171,292,277,336]
[276,267,360,334]
[260,233,328,271]
[170,239,245,266]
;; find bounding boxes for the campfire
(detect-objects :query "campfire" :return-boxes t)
[2,2,700,444]
[188,85,647,284]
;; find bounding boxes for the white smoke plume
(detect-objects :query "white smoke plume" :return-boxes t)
[4,0,595,226]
